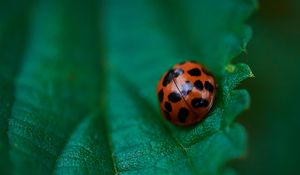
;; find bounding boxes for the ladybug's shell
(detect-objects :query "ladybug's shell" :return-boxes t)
[157,61,216,126]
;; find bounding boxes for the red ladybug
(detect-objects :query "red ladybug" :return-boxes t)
[157,61,216,126]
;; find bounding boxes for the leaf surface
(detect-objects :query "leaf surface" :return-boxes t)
[0,0,256,174]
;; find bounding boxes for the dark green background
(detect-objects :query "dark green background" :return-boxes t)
[234,0,300,174]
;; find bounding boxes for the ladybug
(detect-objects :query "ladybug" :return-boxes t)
[157,61,216,126]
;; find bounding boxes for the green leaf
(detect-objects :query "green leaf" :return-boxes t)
[0,1,33,174]
[0,0,256,174]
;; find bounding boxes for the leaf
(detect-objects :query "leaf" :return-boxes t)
[0,1,33,174]
[0,0,256,175]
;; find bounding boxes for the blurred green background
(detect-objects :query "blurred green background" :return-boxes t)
[234,0,300,174]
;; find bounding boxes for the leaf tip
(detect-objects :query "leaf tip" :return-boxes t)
[224,64,236,73]
[245,65,255,78]
[249,71,255,78]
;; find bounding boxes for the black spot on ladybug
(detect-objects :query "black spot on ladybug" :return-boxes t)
[188,68,201,76]
[168,92,182,103]
[202,67,213,76]
[173,68,184,78]
[204,81,214,92]
[177,108,189,123]
[191,98,209,108]
[162,68,184,87]
[181,81,193,96]
[162,69,174,86]
[158,89,164,102]
[164,102,172,112]
[194,80,203,91]
[164,111,171,121]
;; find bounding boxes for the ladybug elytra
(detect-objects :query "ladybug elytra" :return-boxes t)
[157,61,216,126]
